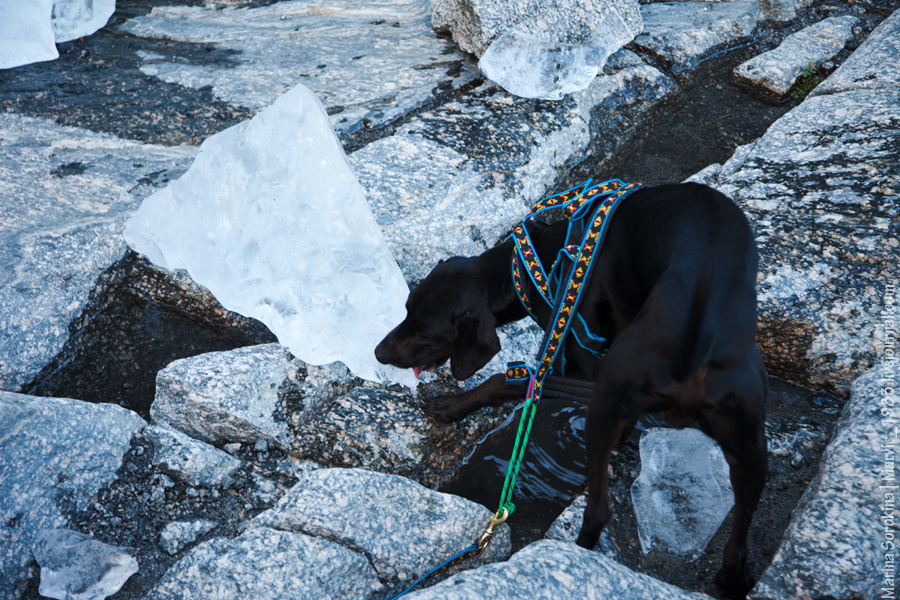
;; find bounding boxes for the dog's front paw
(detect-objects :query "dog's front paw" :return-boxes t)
[425,396,468,422]
[714,568,755,599]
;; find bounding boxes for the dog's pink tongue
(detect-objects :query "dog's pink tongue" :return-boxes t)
[413,367,422,380]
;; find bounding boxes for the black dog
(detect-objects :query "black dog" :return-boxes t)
[375,183,767,597]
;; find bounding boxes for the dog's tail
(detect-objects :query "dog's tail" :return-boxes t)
[669,257,715,383]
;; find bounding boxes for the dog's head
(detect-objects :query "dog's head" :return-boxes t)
[375,257,501,381]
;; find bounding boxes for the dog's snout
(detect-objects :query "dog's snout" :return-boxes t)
[374,336,394,365]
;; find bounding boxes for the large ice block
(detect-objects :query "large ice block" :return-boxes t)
[124,84,416,388]
[630,428,734,559]
[0,0,58,70]
[51,0,116,43]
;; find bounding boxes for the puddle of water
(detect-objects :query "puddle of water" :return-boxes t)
[439,376,845,597]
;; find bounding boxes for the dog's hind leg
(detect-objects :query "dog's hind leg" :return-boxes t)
[576,393,636,550]
[700,400,768,598]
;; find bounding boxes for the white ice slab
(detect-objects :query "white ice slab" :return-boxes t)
[0,0,58,70]
[51,0,116,43]
[124,84,416,388]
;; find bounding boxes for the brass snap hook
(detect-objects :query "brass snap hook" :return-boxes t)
[477,507,509,550]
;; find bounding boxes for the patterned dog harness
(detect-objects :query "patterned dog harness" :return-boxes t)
[494,178,642,523]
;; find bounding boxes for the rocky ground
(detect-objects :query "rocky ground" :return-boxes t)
[1,0,898,599]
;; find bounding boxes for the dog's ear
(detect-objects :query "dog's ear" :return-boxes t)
[450,310,501,381]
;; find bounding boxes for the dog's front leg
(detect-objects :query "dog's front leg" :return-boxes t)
[426,374,525,422]
[576,394,635,550]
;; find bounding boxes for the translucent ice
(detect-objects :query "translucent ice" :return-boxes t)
[630,428,734,559]
[51,0,116,43]
[33,529,138,600]
[478,9,637,100]
[0,0,58,70]
[124,84,416,388]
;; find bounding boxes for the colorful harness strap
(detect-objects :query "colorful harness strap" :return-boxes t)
[388,178,641,600]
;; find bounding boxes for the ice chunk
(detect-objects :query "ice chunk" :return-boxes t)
[630,428,734,559]
[124,84,416,388]
[478,9,636,100]
[0,0,59,70]
[51,0,116,43]
[32,529,138,600]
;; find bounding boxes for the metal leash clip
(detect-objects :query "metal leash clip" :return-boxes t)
[477,507,509,550]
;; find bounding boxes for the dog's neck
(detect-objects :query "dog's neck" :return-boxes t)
[476,221,569,327]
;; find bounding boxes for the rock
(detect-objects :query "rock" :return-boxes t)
[545,494,620,560]
[145,526,382,600]
[119,0,475,134]
[707,62,899,395]
[630,429,733,558]
[402,539,711,599]
[125,83,417,388]
[431,0,642,58]
[0,0,58,69]
[251,468,511,584]
[32,529,138,600]
[351,52,675,283]
[0,113,194,393]
[144,424,244,489]
[51,0,115,43]
[750,362,900,599]
[0,392,145,599]
[634,1,759,70]
[733,16,859,101]
[811,8,900,96]
[151,343,356,450]
[759,0,815,24]
[159,520,218,556]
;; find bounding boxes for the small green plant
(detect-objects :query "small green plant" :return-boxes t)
[792,61,822,101]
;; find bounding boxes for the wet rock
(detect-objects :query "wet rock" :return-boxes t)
[634,1,758,70]
[151,343,357,450]
[708,21,899,394]
[402,539,711,599]
[158,520,218,556]
[251,468,511,585]
[0,392,145,599]
[0,113,194,393]
[733,16,859,101]
[545,494,620,560]
[750,362,900,599]
[32,528,138,600]
[145,526,382,600]
[144,424,244,489]
[431,0,642,58]
[351,52,675,282]
[811,8,900,95]
[119,0,475,134]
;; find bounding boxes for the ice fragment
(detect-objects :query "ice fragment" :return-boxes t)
[0,0,58,70]
[124,84,416,387]
[630,428,734,559]
[478,9,636,100]
[51,0,116,43]
[32,529,138,600]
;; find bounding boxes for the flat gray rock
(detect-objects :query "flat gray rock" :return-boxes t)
[146,526,382,600]
[0,114,195,393]
[812,7,900,96]
[119,0,476,134]
[403,539,711,599]
[0,392,145,599]
[251,468,511,585]
[709,86,899,395]
[151,343,357,450]
[144,425,244,489]
[32,528,137,600]
[351,52,675,282]
[158,520,218,556]
[758,0,815,23]
[431,0,643,57]
[544,494,620,560]
[634,1,759,69]
[750,362,900,599]
[734,16,859,100]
